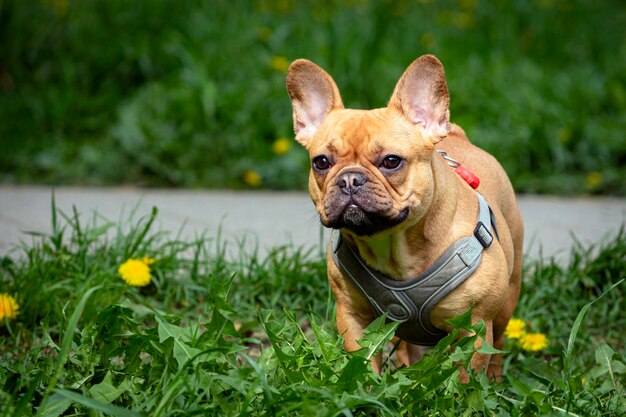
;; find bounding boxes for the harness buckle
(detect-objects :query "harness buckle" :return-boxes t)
[474,222,493,248]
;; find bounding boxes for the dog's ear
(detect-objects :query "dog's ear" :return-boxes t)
[286,59,344,147]
[388,55,450,143]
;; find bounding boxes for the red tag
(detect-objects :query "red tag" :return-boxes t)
[455,166,480,189]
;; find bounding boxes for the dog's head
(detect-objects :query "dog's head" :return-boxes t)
[286,55,450,236]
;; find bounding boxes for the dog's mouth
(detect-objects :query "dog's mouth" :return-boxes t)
[325,203,410,236]
[342,204,366,225]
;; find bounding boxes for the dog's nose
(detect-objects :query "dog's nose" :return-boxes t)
[337,172,368,194]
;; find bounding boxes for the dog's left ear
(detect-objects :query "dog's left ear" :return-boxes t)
[286,59,344,147]
[388,55,450,143]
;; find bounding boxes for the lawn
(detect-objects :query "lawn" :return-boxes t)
[1,0,625,194]
[0,206,624,416]
[1,1,625,414]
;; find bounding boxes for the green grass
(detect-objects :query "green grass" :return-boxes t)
[1,0,625,194]
[1,205,625,416]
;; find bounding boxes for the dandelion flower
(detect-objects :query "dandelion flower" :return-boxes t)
[504,318,526,339]
[519,332,549,351]
[42,0,68,17]
[118,259,152,287]
[420,32,437,49]
[257,26,272,42]
[0,293,19,321]
[270,56,290,73]
[585,172,602,189]
[272,138,291,155]
[452,11,474,30]
[557,127,572,144]
[242,170,262,187]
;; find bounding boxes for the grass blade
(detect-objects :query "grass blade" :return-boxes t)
[125,206,158,258]
[565,279,624,361]
[49,190,64,251]
[54,389,142,417]
[36,285,102,417]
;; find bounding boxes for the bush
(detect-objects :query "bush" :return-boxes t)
[1,0,624,194]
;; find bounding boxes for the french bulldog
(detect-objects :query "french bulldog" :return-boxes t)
[286,55,523,380]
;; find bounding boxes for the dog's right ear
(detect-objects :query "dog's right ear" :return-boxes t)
[286,59,344,147]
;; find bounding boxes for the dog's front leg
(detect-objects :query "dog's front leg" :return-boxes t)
[395,340,428,368]
[335,303,382,373]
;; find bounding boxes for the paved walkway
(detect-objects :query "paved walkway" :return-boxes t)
[1,186,625,262]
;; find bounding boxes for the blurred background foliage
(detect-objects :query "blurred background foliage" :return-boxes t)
[0,0,624,194]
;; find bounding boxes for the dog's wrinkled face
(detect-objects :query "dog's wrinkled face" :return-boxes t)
[287,55,451,237]
[305,109,430,236]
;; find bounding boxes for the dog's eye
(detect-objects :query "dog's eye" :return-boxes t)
[380,155,403,170]
[312,155,332,172]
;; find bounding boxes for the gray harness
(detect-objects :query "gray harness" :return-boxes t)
[331,193,498,346]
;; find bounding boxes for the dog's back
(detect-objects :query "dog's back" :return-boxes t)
[438,123,524,378]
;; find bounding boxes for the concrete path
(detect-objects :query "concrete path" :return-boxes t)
[1,186,625,262]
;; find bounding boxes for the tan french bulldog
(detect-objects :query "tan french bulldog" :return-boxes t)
[286,54,523,380]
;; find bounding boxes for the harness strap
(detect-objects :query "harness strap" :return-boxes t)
[331,193,497,346]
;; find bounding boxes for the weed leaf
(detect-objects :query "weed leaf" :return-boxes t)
[336,356,370,391]
[356,315,399,360]
[310,319,343,364]
[477,342,503,355]
[155,315,201,368]
[506,374,534,398]
[37,393,72,417]
[89,371,132,403]
[258,309,305,383]
[156,315,192,343]
[445,307,474,330]
[589,342,626,392]
[173,342,203,369]
[520,358,562,386]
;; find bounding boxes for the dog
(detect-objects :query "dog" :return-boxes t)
[286,54,523,380]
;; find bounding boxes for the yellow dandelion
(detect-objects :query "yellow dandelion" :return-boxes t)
[557,127,572,144]
[118,259,152,287]
[504,318,526,339]
[519,332,549,351]
[242,170,262,187]
[270,56,290,73]
[420,32,437,49]
[536,0,557,9]
[42,0,68,17]
[258,26,273,42]
[142,256,156,265]
[0,293,19,321]
[272,138,292,155]
[459,0,478,10]
[453,11,474,30]
[585,172,603,189]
